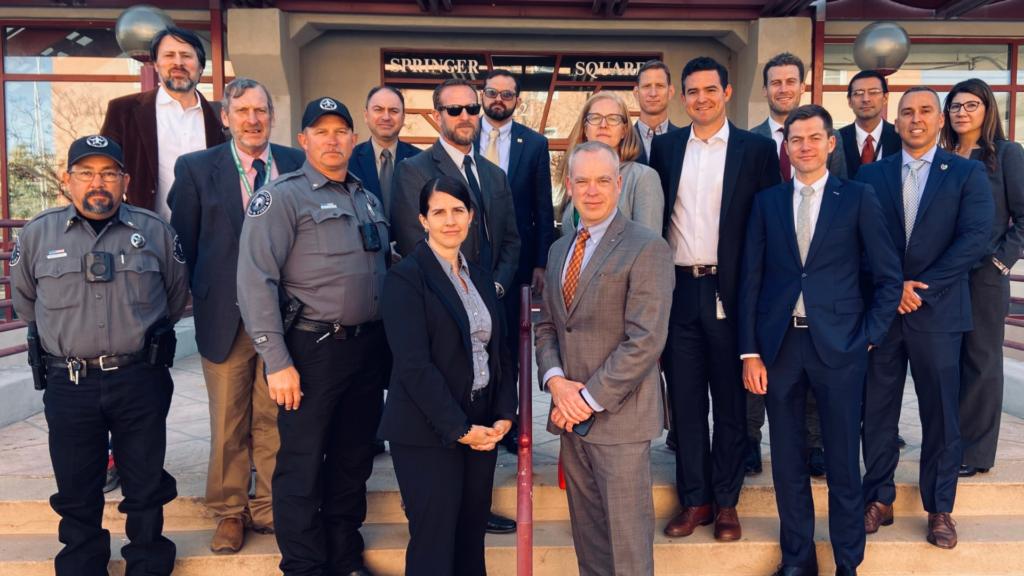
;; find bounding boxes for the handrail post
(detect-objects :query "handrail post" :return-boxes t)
[517,284,533,576]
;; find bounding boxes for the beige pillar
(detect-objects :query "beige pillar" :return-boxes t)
[733,17,813,130]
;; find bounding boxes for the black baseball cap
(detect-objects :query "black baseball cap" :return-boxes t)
[301,97,354,130]
[67,135,124,169]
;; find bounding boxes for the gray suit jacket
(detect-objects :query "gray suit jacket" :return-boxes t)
[975,139,1024,269]
[535,212,675,445]
[561,161,664,235]
[391,139,521,291]
[751,119,848,179]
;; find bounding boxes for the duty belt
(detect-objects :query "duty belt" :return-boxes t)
[293,318,382,341]
[45,349,149,384]
[677,265,717,278]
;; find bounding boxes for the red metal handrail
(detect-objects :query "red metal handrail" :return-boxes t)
[517,284,533,576]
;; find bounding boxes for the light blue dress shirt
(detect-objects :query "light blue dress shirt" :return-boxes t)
[479,116,513,173]
[901,144,938,201]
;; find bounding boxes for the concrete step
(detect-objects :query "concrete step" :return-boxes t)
[3,461,1023,536]
[2,516,1023,575]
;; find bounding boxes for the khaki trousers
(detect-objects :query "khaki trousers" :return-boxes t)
[201,322,279,525]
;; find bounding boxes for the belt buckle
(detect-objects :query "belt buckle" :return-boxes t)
[692,266,704,278]
[331,323,348,340]
[98,355,119,371]
[793,317,809,328]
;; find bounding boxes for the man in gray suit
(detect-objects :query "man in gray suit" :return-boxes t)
[535,141,674,576]
[391,78,520,299]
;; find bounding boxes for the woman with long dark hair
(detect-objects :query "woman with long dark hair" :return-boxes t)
[940,78,1024,477]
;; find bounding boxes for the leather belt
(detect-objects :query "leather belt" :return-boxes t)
[792,317,809,328]
[470,388,486,401]
[293,318,382,340]
[45,349,147,372]
[677,265,718,278]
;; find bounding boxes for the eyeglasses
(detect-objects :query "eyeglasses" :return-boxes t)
[68,170,124,182]
[851,88,885,98]
[949,101,983,113]
[584,113,627,126]
[483,88,517,101]
[436,104,481,116]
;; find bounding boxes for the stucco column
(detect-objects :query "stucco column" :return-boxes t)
[733,17,813,130]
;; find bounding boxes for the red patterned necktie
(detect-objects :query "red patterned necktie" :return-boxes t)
[777,128,792,182]
[562,228,591,310]
[861,134,875,166]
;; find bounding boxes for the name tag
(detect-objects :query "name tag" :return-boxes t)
[321,203,337,209]
[47,249,67,260]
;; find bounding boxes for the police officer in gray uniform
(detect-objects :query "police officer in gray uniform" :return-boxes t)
[237,97,389,576]
[10,135,188,576]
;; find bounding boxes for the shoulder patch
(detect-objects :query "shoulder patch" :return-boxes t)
[9,238,20,267]
[247,189,273,217]
[172,235,186,264]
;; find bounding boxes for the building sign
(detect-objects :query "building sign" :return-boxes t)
[557,54,660,82]
[383,51,661,85]
[384,52,489,81]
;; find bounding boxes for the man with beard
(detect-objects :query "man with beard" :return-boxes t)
[102,26,225,220]
[746,52,846,478]
[633,59,679,165]
[10,135,189,576]
[350,86,421,218]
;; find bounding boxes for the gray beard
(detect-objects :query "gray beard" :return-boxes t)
[162,75,199,94]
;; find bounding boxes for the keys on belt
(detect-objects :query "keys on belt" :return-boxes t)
[44,350,149,384]
[678,265,718,278]
[792,317,809,328]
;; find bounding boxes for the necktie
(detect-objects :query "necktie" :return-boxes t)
[777,128,792,182]
[463,156,493,273]
[563,228,591,310]
[484,129,500,165]
[379,148,394,216]
[903,159,926,246]
[794,185,814,317]
[861,134,875,166]
[252,158,267,192]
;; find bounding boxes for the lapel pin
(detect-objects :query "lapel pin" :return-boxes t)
[517,138,522,143]
[941,164,948,170]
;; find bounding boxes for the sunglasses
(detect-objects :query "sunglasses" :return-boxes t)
[436,104,482,117]
[483,88,517,101]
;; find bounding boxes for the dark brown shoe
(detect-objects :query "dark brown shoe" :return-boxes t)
[664,504,713,537]
[252,521,274,535]
[714,506,742,540]
[211,518,244,553]
[863,502,894,534]
[927,512,957,549]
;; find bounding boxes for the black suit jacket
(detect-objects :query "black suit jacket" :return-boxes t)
[378,240,518,447]
[505,122,556,282]
[634,119,679,166]
[838,120,901,180]
[648,122,782,321]
[348,139,421,209]
[168,142,305,363]
[391,139,521,291]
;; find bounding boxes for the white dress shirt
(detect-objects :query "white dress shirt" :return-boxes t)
[155,85,206,222]
[479,116,513,173]
[438,137,481,186]
[541,208,620,412]
[855,121,884,160]
[636,117,670,160]
[668,121,729,266]
[902,145,938,202]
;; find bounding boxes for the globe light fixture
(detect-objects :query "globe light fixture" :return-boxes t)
[115,5,175,91]
[853,21,911,77]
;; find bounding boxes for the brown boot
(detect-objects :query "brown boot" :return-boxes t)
[863,502,894,534]
[714,506,742,540]
[211,518,244,554]
[927,512,957,549]
[664,505,712,537]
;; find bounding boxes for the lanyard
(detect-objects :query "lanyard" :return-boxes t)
[230,143,273,198]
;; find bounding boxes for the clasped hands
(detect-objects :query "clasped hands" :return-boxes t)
[547,376,594,433]
[458,419,513,451]
[899,280,928,314]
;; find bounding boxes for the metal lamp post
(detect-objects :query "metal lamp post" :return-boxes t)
[853,21,912,77]
[114,5,175,92]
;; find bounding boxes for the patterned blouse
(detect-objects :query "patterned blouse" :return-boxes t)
[432,248,492,391]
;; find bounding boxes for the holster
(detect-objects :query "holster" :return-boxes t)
[281,296,304,334]
[26,322,47,391]
[145,317,177,368]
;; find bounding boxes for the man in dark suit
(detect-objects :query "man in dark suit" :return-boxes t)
[349,86,421,218]
[633,59,679,166]
[740,105,902,576]
[857,87,994,550]
[168,78,305,554]
[648,57,781,540]
[101,27,224,218]
[838,70,902,180]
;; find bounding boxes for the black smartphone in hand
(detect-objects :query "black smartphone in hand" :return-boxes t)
[572,413,596,437]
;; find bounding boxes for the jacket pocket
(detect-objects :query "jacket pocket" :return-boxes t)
[834,297,865,315]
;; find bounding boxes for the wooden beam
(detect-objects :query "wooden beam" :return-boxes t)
[933,0,995,19]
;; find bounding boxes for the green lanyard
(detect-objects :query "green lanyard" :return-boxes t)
[230,142,274,198]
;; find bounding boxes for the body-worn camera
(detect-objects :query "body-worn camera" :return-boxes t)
[360,222,382,252]
[84,252,114,282]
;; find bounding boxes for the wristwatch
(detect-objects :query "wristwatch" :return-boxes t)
[494,282,505,299]
[993,257,1010,276]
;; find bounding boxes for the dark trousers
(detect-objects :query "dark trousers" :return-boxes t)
[390,396,497,576]
[746,388,822,448]
[960,263,1010,468]
[43,362,177,576]
[274,327,389,576]
[863,318,963,513]
[766,327,865,569]
[661,271,746,508]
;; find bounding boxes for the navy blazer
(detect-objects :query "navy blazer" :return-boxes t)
[349,138,422,207]
[505,122,556,282]
[168,142,306,363]
[856,147,994,333]
[739,175,903,368]
[633,120,679,166]
[837,121,901,180]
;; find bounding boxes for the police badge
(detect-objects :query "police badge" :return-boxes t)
[247,189,273,217]
[173,235,186,264]
[9,238,20,267]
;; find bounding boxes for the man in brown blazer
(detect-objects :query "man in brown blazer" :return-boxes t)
[101,27,224,219]
[535,140,674,576]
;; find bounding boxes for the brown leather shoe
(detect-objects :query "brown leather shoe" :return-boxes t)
[863,502,894,534]
[664,505,713,537]
[714,506,742,540]
[927,512,957,549]
[252,521,275,535]
[211,518,244,554]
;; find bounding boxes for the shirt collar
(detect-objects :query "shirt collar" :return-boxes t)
[370,138,399,162]
[793,170,830,198]
[902,144,937,168]
[63,203,138,233]
[637,118,670,138]
[576,208,618,244]
[302,160,360,191]
[156,85,202,111]
[481,116,513,139]
[234,142,270,173]
[687,120,730,145]
[430,245,470,276]
[855,121,884,146]
[439,137,475,168]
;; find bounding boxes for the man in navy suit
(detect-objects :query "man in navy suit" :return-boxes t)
[857,87,993,550]
[168,78,305,553]
[632,59,679,166]
[349,86,421,218]
[837,70,902,180]
[740,105,902,576]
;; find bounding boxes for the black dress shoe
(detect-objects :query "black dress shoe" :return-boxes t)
[897,434,907,448]
[836,566,857,576]
[959,465,991,477]
[666,433,677,452]
[103,460,120,494]
[770,564,818,576]
[344,570,374,576]
[745,437,763,475]
[807,447,826,477]
[500,422,519,454]
[486,512,516,534]
[372,439,386,457]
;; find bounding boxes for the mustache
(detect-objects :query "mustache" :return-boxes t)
[320,147,344,154]
[85,189,114,199]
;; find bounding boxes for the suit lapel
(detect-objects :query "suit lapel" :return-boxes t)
[568,213,626,318]
[720,122,744,229]
[473,152,494,216]
[213,144,246,241]
[774,181,802,266]
[398,141,420,163]
[199,93,223,148]
[840,125,859,174]
[356,144,382,200]
[549,236,573,317]
[272,144,302,174]
[431,141,468,183]
[915,147,952,226]
[507,123,524,183]
[882,122,901,158]
[417,243,474,359]
[804,175,843,266]
[667,127,689,215]
[135,91,159,183]
[881,154,906,231]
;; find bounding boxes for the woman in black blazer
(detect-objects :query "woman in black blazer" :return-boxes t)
[941,78,1024,477]
[379,176,518,576]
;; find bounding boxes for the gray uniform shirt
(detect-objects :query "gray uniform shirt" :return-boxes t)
[237,161,390,374]
[10,203,189,358]
[432,247,492,391]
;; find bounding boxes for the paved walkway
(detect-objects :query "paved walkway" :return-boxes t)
[2,352,1024,477]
